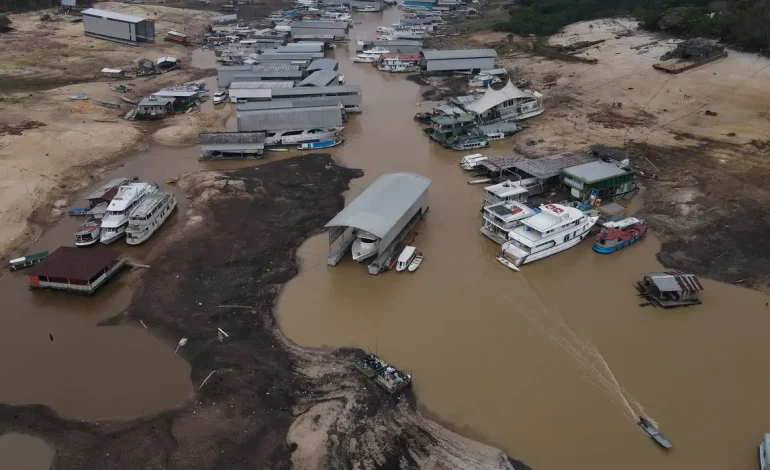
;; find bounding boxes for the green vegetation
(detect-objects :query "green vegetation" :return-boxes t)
[495,0,770,53]
[0,14,11,32]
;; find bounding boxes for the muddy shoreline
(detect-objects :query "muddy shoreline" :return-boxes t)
[0,155,528,469]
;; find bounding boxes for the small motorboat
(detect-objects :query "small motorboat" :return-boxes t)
[638,416,671,450]
[460,153,487,170]
[297,139,344,150]
[407,253,423,272]
[268,147,290,152]
[395,246,416,272]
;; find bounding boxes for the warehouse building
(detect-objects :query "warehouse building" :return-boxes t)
[358,39,423,54]
[561,161,636,200]
[228,88,272,103]
[229,80,295,90]
[292,34,335,48]
[325,172,431,274]
[217,64,303,87]
[307,58,339,72]
[269,85,362,113]
[290,20,349,40]
[82,8,155,45]
[298,69,339,87]
[420,49,497,73]
[258,51,325,61]
[200,132,265,160]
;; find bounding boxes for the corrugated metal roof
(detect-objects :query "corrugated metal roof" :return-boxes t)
[291,20,349,30]
[152,89,199,98]
[201,132,265,145]
[234,70,303,79]
[27,246,120,281]
[139,96,175,106]
[229,89,273,99]
[82,8,145,23]
[307,58,339,72]
[237,96,343,111]
[513,152,595,179]
[270,85,361,97]
[562,161,630,183]
[292,34,335,40]
[421,49,497,60]
[258,51,325,60]
[325,172,432,238]
[237,106,343,131]
[229,80,295,89]
[298,70,338,87]
[253,63,302,72]
[424,57,496,72]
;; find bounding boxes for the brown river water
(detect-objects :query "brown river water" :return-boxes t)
[1,8,769,469]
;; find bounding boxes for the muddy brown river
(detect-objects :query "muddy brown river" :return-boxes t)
[1,8,769,469]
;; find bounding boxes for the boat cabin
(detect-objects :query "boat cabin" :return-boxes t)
[396,246,416,271]
[636,271,703,308]
[481,200,535,244]
[483,177,541,205]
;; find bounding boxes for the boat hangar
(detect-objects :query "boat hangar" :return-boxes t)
[325,172,431,274]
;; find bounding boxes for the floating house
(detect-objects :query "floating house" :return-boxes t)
[636,271,704,309]
[561,160,636,200]
[82,8,155,45]
[378,53,421,72]
[420,49,497,73]
[463,81,544,122]
[200,132,266,160]
[404,0,437,10]
[325,172,431,274]
[26,246,127,294]
[217,64,303,87]
[269,85,362,113]
[290,20,350,40]
[136,96,175,120]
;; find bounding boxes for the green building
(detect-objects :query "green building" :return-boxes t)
[561,161,635,200]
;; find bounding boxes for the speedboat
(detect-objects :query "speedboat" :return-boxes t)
[352,230,379,261]
[497,203,599,270]
[638,416,672,450]
[297,139,344,150]
[396,246,416,272]
[352,53,380,63]
[407,253,423,272]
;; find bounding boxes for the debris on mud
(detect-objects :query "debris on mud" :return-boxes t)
[0,155,528,469]
[587,107,656,129]
[0,120,46,136]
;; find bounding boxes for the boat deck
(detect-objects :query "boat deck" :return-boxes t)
[130,192,170,219]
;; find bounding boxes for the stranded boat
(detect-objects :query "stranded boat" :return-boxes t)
[593,217,648,253]
[354,353,411,395]
[497,203,598,270]
[638,416,672,450]
[100,182,157,244]
[125,191,177,245]
[352,229,379,261]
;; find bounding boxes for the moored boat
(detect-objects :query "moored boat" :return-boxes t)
[460,153,487,170]
[498,203,598,269]
[100,182,157,244]
[75,217,103,246]
[297,139,344,150]
[9,251,48,271]
[396,246,416,272]
[638,416,672,450]
[759,433,770,470]
[125,191,177,245]
[352,53,380,63]
[407,253,423,272]
[452,137,489,151]
[485,131,505,141]
[352,229,380,262]
[593,217,648,253]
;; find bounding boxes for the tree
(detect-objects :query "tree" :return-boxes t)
[0,14,11,33]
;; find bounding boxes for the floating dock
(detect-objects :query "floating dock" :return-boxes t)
[26,246,127,295]
[636,270,703,308]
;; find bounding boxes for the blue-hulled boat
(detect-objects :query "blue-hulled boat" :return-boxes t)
[297,139,344,150]
[593,217,648,254]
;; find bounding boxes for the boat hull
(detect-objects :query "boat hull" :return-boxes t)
[592,233,643,253]
[126,197,177,245]
[502,216,598,268]
[100,230,126,244]
[75,236,100,247]
[352,239,378,262]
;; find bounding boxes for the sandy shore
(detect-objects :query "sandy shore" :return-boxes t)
[0,3,222,261]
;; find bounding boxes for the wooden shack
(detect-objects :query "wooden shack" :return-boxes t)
[636,270,703,308]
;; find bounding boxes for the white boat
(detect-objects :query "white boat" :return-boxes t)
[264,128,341,146]
[407,253,423,272]
[486,132,505,141]
[366,46,390,54]
[481,200,536,245]
[760,433,770,470]
[213,90,228,104]
[74,217,103,246]
[451,138,488,151]
[396,246,416,272]
[352,53,380,63]
[376,26,394,34]
[125,191,177,245]
[469,74,501,87]
[498,203,598,269]
[356,4,382,11]
[99,182,156,244]
[352,229,380,261]
[460,153,487,170]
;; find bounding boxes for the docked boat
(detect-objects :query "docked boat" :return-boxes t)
[396,246,417,272]
[469,74,501,88]
[593,217,648,253]
[481,200,536,245]
[125,191,177,245]
[9,251,48,271]
[99,182,156,244]
[297,139,344,150]
[352,229,379,262]
[638,417,672,450]
[407,253,423,272]
[265,128,342,146]
[355,4,382,12]
[497,203,599,269]
[485,131,505,141]
[451,137,489,151]
[352,53,381,63]
[366,46,390,54]
[759,433,770,470]
[460,153,487,170]
[75,217,103,246]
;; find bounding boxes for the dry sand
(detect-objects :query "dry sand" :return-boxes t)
[0,4,222,260]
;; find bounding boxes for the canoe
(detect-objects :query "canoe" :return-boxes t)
[297,139,344,150]
[68,207,90,216]
[407,254,423,272]
[638,417,672,449]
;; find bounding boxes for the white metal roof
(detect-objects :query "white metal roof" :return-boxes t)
[325,172,432,238]
[465,81,536,114]
[421,49,497,60]
[156,56,179,64]
[229,89,272,99]
[562,161,629,182]
[152,89,199,98]
[82,8,145,24]
[101,68,123,74]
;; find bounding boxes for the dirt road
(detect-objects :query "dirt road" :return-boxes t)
[0,155,527,470]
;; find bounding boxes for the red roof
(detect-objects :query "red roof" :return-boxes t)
[27,246,120,281]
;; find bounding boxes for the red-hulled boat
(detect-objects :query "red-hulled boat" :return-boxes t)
[593,217,648,253]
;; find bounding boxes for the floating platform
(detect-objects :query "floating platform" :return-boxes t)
[26,247,127,295]
[636,270,703,308]
[652,52,727,74]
